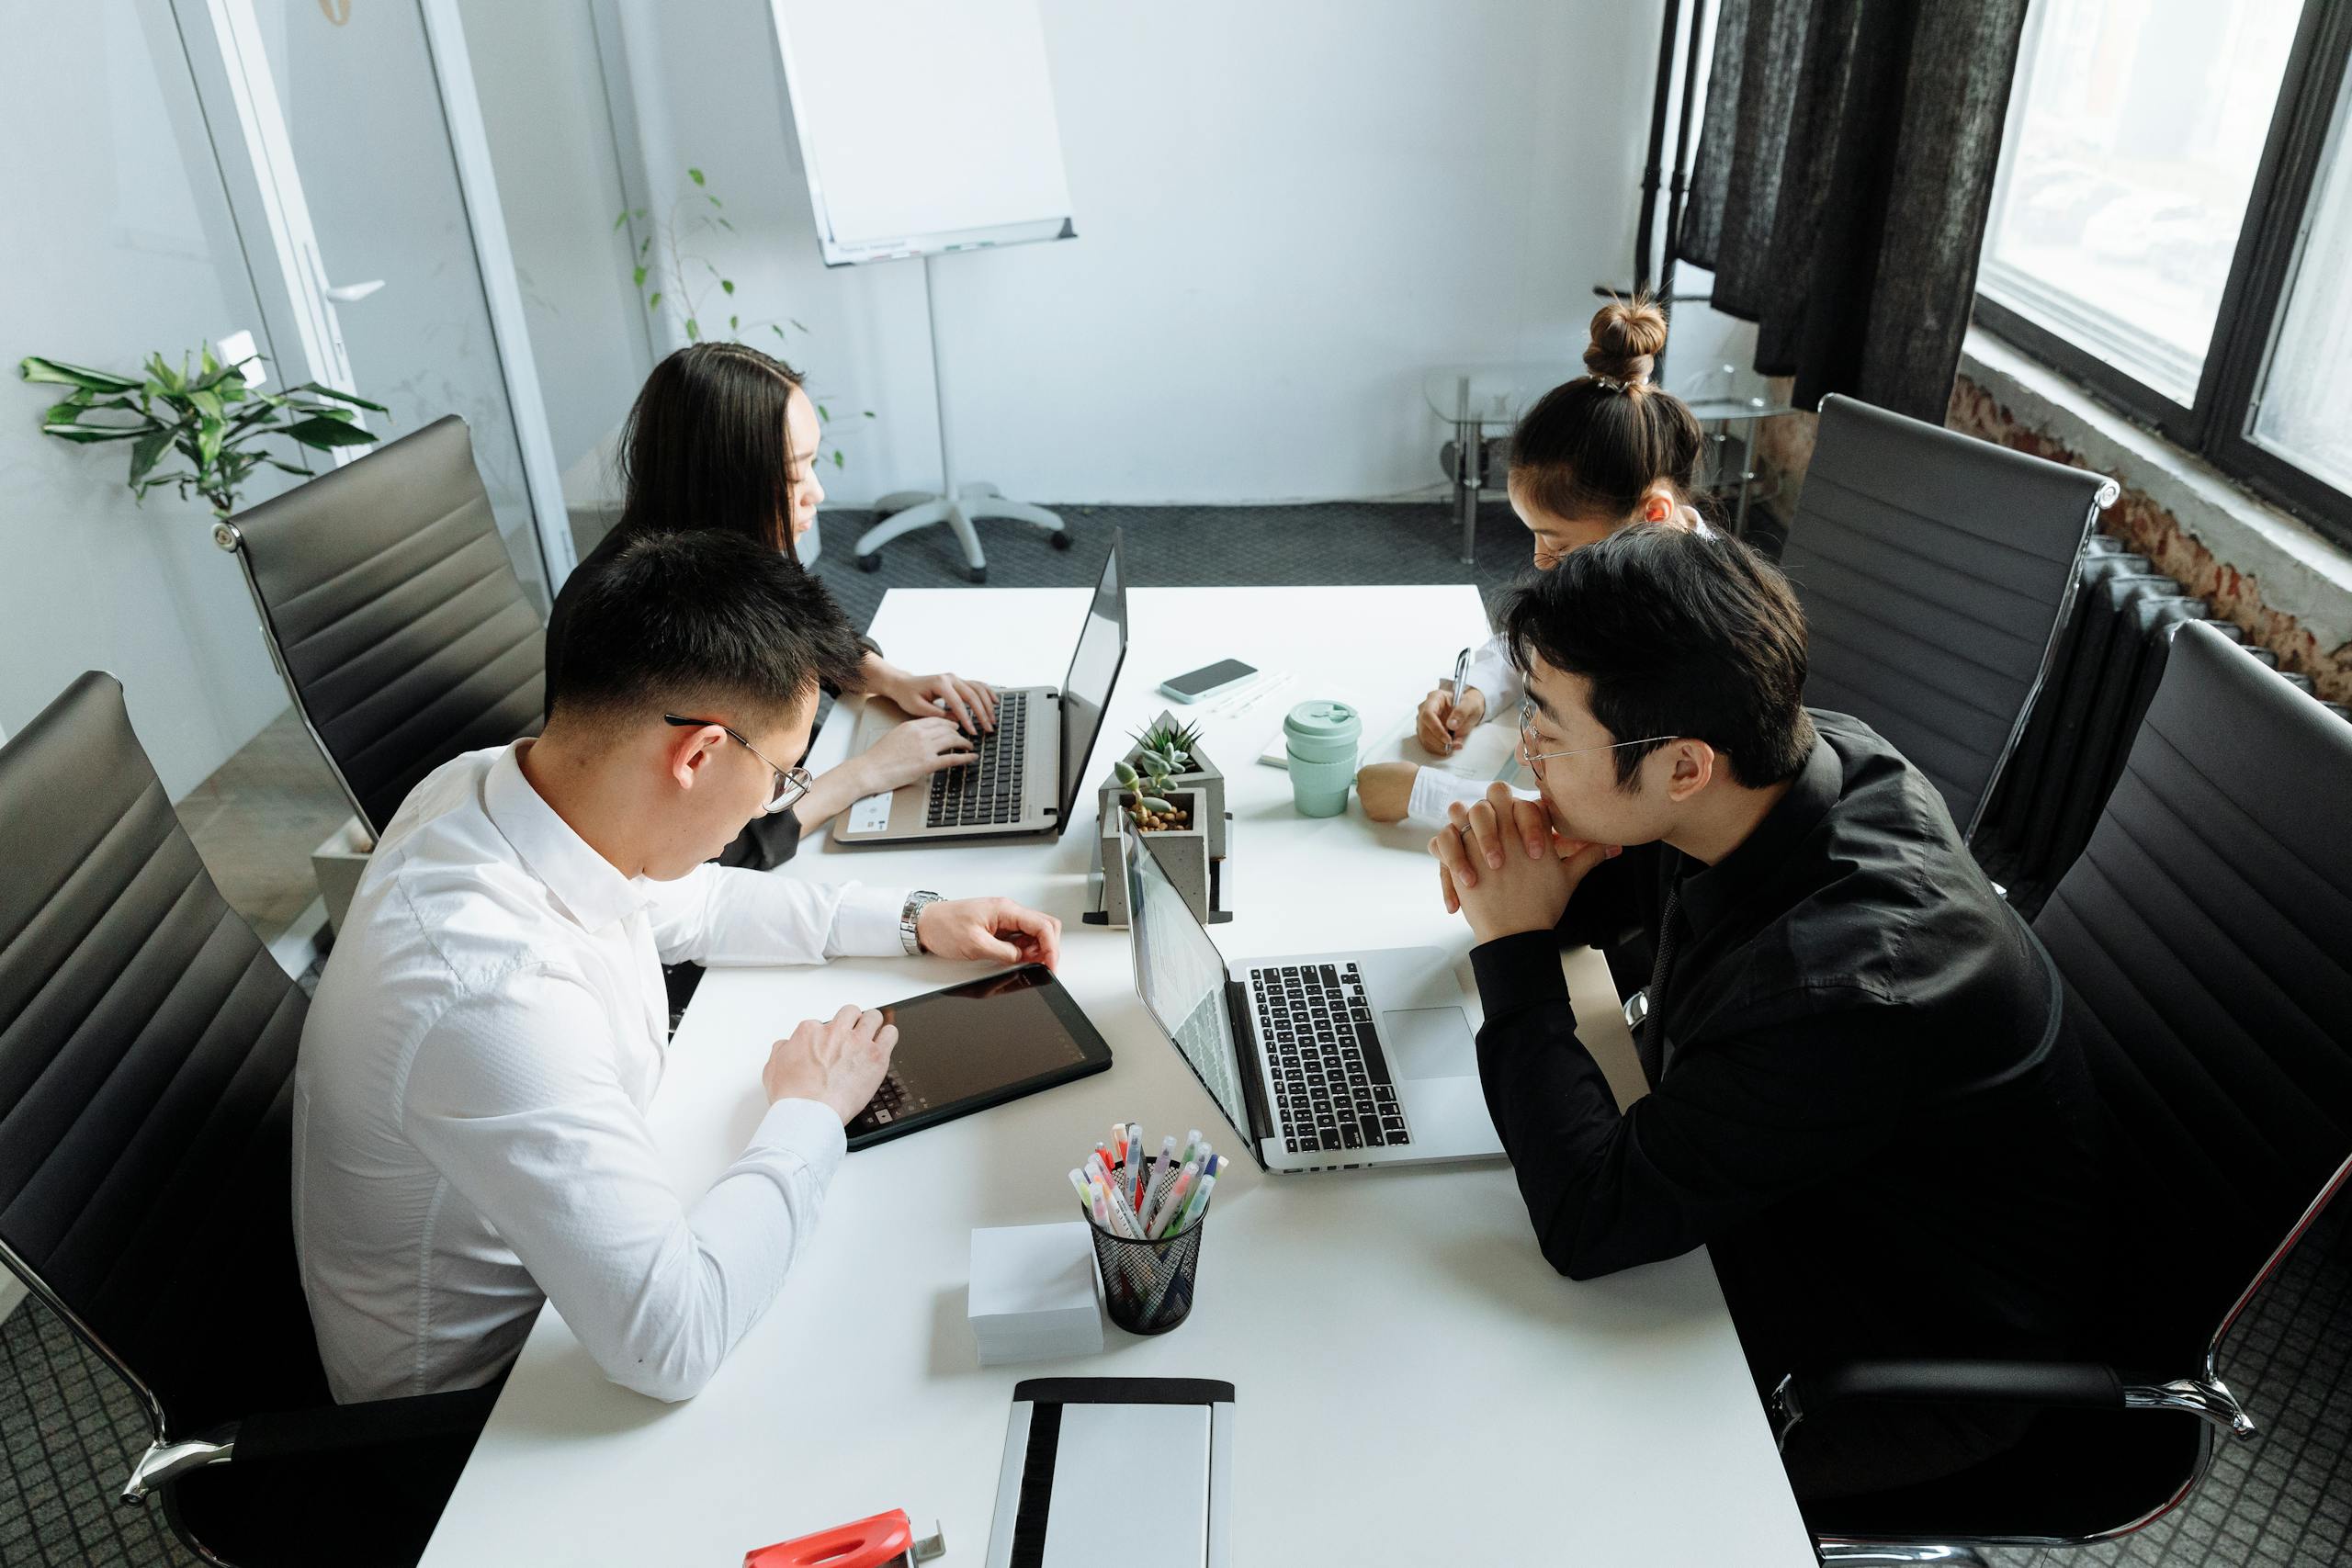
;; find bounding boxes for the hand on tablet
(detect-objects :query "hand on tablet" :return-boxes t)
[916,897,1062,970]
[765,1004,899,1123]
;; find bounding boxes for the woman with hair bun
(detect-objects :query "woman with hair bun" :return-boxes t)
[1359,293,1710,825]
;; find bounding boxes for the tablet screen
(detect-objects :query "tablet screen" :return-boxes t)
[845,964,1113,1149]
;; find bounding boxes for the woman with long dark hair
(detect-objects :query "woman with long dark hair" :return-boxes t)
[546,343,991,867]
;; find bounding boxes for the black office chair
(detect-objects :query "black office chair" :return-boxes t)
[1774,620,2352,1563]
[0,672,497,1567]
[215,414,547,837]
[1779,393,2118,839]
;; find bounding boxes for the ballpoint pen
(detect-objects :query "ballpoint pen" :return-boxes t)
[1446,647,1472,753]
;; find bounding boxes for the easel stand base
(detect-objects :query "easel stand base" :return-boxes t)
[855,482,1069,582]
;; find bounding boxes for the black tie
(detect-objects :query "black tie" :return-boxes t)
[1638,886,1683,1087]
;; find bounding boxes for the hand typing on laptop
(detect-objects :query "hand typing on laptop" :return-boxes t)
[865,660,999,734]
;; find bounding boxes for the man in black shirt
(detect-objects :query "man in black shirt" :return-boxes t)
[1429,525,2103,1502]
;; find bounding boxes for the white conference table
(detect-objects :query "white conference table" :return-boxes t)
[420,584,1815,1566]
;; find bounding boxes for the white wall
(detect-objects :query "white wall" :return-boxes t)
[0,2,295,799]
[610,0,1753,507]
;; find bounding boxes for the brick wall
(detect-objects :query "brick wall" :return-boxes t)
[1749,376,2352,704]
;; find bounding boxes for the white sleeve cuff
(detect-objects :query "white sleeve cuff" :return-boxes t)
[829,883,915,958]
[748,1097,851,1187]
[1461,635,1518,712]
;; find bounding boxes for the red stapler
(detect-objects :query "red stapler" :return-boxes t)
[743,1508,945,1568]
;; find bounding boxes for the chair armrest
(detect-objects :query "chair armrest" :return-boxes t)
[123,1385,503,1502]
[1768,1359,2260,1450]
[1767,1359,2122,1449]
[227,1382,503,1465]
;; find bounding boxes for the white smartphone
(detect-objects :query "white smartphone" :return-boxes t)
[1157,658,1259,704]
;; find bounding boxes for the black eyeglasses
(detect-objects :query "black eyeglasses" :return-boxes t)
[664,715,812,814]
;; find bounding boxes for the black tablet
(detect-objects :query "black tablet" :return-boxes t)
[846,964,1113,1151]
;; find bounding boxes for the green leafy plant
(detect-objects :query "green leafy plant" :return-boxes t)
[1114,720,1204,831]
[1133,717,1204,766]
[22,347,384,520]
[617,165,871,468]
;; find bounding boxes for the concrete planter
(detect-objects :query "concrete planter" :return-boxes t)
[1094,711,1227,857]
[1095,788,1217,928]
[311,816,375,934]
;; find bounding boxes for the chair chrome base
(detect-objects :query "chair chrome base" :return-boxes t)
[1816,1547,1989,1566]
[853,482,1068,581]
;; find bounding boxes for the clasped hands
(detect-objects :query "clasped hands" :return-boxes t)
[1429,783,1621,944]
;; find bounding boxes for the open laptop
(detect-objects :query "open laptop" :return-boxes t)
[834,533,1125,844]
[1121,825,1503,1172]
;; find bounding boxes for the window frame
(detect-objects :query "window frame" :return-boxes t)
[1973,0,2352,550]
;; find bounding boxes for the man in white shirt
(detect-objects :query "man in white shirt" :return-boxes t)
[294,530,1061,1404]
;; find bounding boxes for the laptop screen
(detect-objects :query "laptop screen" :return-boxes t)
[1124,826,1254,1145]
[1057,534,1127,824]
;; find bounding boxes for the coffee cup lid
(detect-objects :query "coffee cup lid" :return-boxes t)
[1283,700,1362,742]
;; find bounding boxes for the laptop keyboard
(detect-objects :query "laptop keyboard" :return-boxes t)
[925,691,1029,828]
[1251,962,1411,1154]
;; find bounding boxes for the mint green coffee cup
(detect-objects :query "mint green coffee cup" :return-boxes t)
[1284,701,1363,817]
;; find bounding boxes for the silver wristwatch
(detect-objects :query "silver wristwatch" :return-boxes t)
[899,890,943,956]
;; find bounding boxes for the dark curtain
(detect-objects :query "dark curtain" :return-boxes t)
[1677,0,2030,422]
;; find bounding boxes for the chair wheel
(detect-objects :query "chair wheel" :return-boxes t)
[1049,530,1073,550]
[856,552,881,573]
[967,564,989,584]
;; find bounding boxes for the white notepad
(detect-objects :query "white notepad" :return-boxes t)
[968,1224,1103,1366]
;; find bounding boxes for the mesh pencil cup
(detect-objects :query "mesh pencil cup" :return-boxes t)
[1087,1163,1207,1335]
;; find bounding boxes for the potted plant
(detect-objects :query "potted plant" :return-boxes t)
[1096,786,1214,928]
[1091,713,1230,927]
[1098,713,1227,856]
[20,346,383,523]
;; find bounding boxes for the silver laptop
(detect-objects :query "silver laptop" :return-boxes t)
[1121,825,1503,1173]
[834,534,1125,845]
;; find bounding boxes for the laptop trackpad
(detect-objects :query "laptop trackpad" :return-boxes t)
[1383,1008,1476,1082]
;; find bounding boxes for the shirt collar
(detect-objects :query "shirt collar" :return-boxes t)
[1675,733,1841,940]
[481,742,646,932]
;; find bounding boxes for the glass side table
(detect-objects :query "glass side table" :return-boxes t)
[1422,366,1793,560]
[1421,364,1576,565]
[1683,392,1796,538]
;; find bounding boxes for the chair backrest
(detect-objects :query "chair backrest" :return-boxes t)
[0,674,328,1438]
[1781,393,2115,837]
[2031,619,2352,1367]
[220,414,546,836]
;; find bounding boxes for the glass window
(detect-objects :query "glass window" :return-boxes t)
[2250,64,2352,496]
[1979,0,2302,405]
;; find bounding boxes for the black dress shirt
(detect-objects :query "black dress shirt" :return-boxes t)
[1471,709,2105,1391]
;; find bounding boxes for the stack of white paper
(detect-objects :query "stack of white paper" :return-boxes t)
[968,1223,1104,1366]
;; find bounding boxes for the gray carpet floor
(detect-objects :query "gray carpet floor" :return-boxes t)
[1,499,2340,1567]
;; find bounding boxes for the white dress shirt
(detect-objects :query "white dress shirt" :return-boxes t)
[293,743,910,1404]
[1458,630,1524,719]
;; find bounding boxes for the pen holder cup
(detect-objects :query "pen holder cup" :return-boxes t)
[1087,1170,1206,1336]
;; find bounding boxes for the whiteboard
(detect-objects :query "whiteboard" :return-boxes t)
[766,0,1078,265]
